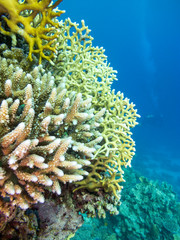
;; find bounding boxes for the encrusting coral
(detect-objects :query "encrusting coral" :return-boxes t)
[0,0,64,64]
[0,56,104,212]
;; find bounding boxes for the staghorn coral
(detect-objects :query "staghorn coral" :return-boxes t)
[49,18,140,195]
[0,56,105,211]
[0,0,64,63]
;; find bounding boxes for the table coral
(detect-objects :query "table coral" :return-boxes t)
[0,0,64,63]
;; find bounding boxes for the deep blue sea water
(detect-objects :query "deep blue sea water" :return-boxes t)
[60,0,180,198]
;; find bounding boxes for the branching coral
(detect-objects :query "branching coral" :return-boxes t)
[74,156,124,199]
[0,0,64,63]
[49,18,140,196]
[0,0,140,224]
[0,56,104,211]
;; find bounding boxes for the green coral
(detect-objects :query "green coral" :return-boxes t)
[114,169,180,240]
[72,169,180,240]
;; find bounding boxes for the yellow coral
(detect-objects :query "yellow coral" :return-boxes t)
[0,0,64,63]
[49,18,140,195]
[0,11,140,205]
[74,155,124,199]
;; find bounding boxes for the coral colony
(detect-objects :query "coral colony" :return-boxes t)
[0,0,140,238]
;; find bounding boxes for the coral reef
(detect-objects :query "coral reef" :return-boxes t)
[73,187,120,218]
[0,0,140,238]
[0,55,105,211]
[72,169,180,240]
[114,172,180,239]
[0,0,64,63]
[0,18,140,212]
[0,2,178,240]
[49,18,140,195]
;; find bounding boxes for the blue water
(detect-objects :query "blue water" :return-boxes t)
[60,0,180,197]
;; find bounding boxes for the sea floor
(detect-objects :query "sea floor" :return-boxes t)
[134,146,180,200]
